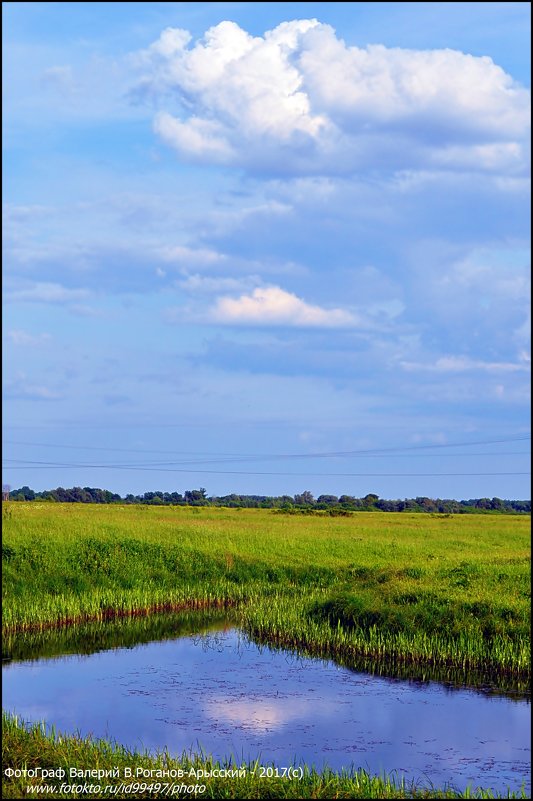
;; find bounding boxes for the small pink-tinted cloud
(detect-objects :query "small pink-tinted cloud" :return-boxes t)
[209,285,358,328]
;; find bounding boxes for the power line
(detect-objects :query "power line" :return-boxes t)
[3,452,530,468]
[3,434,530,464]
[2,459,530,478]
[4,435,530,482]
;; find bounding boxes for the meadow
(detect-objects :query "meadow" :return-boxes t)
[2,502,531,798]
[2,503,530,678]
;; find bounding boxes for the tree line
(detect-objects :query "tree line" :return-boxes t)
[6,485,531,513]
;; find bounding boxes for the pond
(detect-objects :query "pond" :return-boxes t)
[2,616,530,797]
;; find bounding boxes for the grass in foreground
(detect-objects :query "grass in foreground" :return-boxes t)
[2,504,530,678]
[3,714,527,799]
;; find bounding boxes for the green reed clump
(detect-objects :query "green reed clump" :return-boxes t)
[3,714,526,799]
[313,589,529,645]
[240,592,530,679]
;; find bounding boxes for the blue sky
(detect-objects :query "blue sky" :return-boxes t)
[3,2,531,500]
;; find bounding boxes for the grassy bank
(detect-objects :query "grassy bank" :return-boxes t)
[2,503,530,678]
[3,714,527,799]
[3,610,527,698]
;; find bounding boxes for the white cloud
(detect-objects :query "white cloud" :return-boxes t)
[514,310,531,348]
[136,20,530,175]
[400,356,531,373]
[178,273,261,294]
[7,282,92,304]
[69,304,105,318]
[6,329,51,346]
[405,242,530,357]
[158,244,227,267]
[210,285,358,327]
[432,142,525,172]
[3,203,52,224]
[41,65,77,94]
[4,373,62,401]
[154,113,235,162]
[442,249,530,299]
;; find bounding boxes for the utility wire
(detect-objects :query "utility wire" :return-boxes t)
[3,434,530,463]
[2,459,530,478]
[3,452,530,468]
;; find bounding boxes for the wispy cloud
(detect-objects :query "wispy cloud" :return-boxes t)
[178,273,262,294]
[4,373,62,401]
[400,356,531,373]
[41,65,77,94]
[6,329,52,346]
[7,282,92,304]
[158,244,227,267]
[69,304,105,318]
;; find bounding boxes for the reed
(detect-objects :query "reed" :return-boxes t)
[3,714,527,799]
[239,593,530,679]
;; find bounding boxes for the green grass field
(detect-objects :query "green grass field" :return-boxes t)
[2,502,530,799]
[2,502,530,677]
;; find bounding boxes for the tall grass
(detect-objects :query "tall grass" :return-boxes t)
[2,503,530,679]
[3,714,528,799]
[240,593,529,679]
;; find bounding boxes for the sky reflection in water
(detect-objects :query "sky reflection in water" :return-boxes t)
[3,628,530,796]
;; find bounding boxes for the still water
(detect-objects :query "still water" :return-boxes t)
[3,623,530,796]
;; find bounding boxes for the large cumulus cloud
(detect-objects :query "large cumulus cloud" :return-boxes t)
[135,19,530,175]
